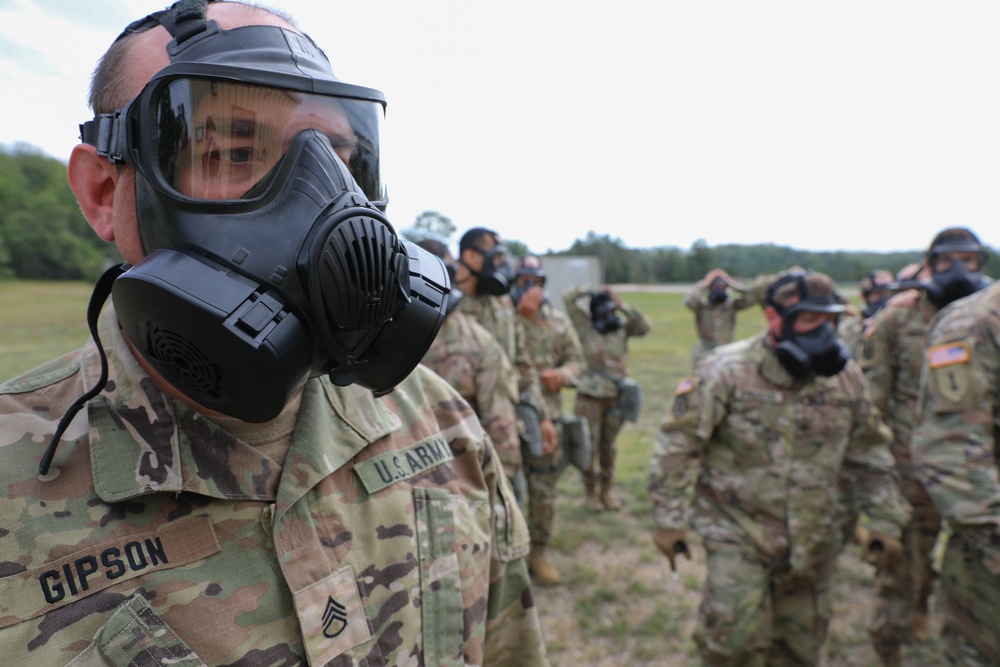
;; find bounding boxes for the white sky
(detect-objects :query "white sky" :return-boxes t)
[1,0,999,255]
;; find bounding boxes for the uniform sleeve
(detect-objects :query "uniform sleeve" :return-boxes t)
[561,285,592,337]
[683,287,702,311]
[858,308,894,415]
[554,319,585,388]
[512,317,549,421]
[647,367,726,531]
[911,307,1000,532]
[482,441,550,665]
[476,338,523,480]
[842,364,911,536]
[622,302,651,338]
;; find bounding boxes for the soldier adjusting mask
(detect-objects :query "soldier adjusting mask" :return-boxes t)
[42,1,450,474]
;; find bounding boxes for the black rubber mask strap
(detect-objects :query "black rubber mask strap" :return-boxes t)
[39,264,126,476]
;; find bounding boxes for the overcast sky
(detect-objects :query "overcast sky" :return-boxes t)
[2,0,999,255]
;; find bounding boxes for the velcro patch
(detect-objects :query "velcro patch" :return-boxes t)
[862,322,878,339]
[354,434,455,494]
[734,388,784,403]
[927,342,971,369]
[0,515,220,627]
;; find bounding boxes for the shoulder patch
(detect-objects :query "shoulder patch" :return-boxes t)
[927,342,971,369]
[862,321,877,339]
[354,434,455,494]
[674,377,694,396]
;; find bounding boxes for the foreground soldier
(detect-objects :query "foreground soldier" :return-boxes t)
[911,279,1000,667]
[859,227,990,664]
[0,2,547,664]
[513,256,584,585]
[684,267,756,365]
[649,270,909,666]
[565,285,651,511]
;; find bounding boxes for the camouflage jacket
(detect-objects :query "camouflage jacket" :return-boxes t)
[911,281,1000,544]
[683,287,754,347]
[857,292,940,477]
[649,333,909,572]
[0,307,548,666]
[421,310,522,479]
[563,286,652,399]
[518,302,584,419]
[457,293,548,419]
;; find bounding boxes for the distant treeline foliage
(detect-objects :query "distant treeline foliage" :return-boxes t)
[550,232,997,284]
[1,147,991,284]
[0,146,115,281]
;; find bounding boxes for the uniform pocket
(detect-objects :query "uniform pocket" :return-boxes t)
[66,594,206,667]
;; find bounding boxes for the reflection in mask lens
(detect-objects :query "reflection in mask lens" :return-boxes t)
[152,78,384,202]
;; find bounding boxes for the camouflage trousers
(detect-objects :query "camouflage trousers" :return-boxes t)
[574,393,623,487]
[937,528,1000,666]
[694,540,836,667]
[870,476,941,656]
[525,442,564,545]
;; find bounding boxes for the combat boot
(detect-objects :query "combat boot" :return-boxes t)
[600,479,621,511]
[528,542,561,585]
[584,481,603,511]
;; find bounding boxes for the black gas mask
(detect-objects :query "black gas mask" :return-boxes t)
[590,291,622,334]
[465,244,516,297]
[708,287,729,305]
[766,273,850,379]
[923,246,989,309]
[42,2,449,474]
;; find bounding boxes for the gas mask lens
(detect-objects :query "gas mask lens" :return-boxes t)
[149,77,384,203]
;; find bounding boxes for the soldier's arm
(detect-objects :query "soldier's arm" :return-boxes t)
[622,301,652,337]
[476,339,524,480]
[683,287,702,311]
[648,369,723,531]
[482,442,549,665]
[561,285,593,335]
[843,364,911,536]
[911,307,1000,532]
[857,307,894,415]
[554,320,585,389]
[512,318,550,421]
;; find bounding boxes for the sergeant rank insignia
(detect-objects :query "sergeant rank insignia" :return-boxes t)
[322,596,348,638]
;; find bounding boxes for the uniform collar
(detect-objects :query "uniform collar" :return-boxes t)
[86,307,399,505]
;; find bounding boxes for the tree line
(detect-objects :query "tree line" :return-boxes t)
[0,148,982,284]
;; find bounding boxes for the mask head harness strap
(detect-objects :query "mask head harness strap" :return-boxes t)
[113,0,219,45]
[766,271,844,339]
[39,264,126,476]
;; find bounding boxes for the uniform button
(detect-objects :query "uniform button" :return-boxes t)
[261,504,275,536]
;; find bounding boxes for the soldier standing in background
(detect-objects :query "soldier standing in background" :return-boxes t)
[418,239,523,486]
[513,256,585,585]
[859,227,990,666]
[454,227,556,502]
[911,278,1000,667]
[838,269,895,352]
[564,284,651,511]
[649,270,909,667]
[684,268,757,366]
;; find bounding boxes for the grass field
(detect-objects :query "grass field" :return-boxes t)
[0,282,947,666]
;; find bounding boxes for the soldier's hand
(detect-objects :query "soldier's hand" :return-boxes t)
[653,528,690,572]
[540,418,558,455]
[865,532,904,573]
[539,369,563,392]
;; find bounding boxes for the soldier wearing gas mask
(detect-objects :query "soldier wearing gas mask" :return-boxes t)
[650,269,908,667]
[859,226,990,666]
[512,256,585,585]
[684,268,757,366]
[564,284,651,511]
[453,227,557,504]
[0,3,547,665]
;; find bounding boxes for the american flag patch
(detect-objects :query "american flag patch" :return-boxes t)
[927,342,970,368]
[862,322,877,339]
[674,377,694,395]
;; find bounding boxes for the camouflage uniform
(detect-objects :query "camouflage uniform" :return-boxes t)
[421,309,522,481]
[911,281,1000,666]
[519,301,584,545]
[649,334,909,666]
[457,293,549,495]
[858,291,943,658]
[0,307,549,666]
[563,286,651,494]
[683,286,755,365]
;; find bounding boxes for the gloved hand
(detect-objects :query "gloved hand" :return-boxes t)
[540,418,557,455]
[865,532,904,573]
[653,528,690,572]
